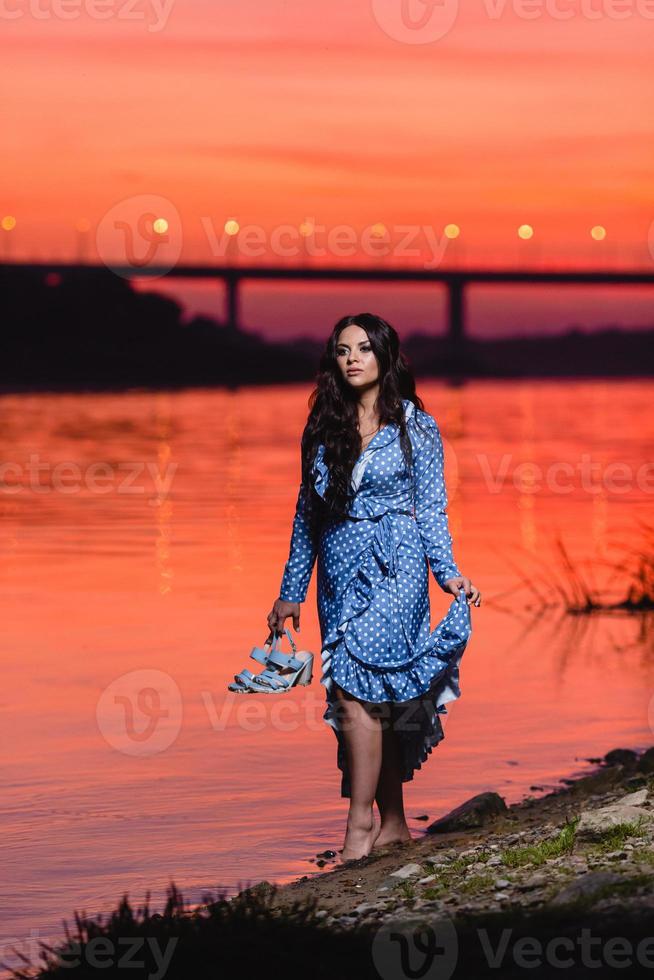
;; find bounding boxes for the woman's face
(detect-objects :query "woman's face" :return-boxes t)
[335,324,380,390]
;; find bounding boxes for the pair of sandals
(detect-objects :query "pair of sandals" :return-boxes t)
[228,627,314,694]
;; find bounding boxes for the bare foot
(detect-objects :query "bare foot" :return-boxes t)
[340,812,377,862]
[372,822,413,848]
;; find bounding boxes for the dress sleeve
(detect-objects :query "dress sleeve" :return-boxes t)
[412,414,462,590]
[278,478,318,603]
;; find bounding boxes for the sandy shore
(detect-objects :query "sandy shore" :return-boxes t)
[238,745,654,927]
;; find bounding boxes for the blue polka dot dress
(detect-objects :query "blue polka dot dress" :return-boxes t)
[279,399,472,798]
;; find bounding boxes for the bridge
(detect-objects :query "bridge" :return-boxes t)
[9,262,654,343]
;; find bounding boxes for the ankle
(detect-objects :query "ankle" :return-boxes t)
[347,804,374,831]
[378,814,408,830]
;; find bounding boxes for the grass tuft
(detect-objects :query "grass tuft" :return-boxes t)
[502,817,579,868]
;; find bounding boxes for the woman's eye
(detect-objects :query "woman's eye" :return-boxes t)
[336,345,369,355]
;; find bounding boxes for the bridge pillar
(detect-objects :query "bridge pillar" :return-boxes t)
[225,273,240,331]
[444,276,471,378]
[446,276,466,344]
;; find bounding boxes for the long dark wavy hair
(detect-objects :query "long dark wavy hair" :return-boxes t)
[300,312,426,540]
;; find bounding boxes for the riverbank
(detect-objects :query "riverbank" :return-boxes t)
[253,745,654,929]
[10,745,654,979]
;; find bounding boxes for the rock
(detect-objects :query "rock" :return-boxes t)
[418,875,436,885]
[638,748,654,773]
[427,792,508,834]
[576,802,654,839]
[316,850,337,859]
[424,856,451,868]
[516,873,548,891]
[237,880,276,900]
[486,856,503,866]
[570,767,626,797]
[624,775,648,791]
[619,788,649,806]
[551,871,625,906]
[389,863,423,879]
[494,878,511,888]
[354,902,378,914]
[412,814,429,821]
[606,850,629,861]
[604,748,638,768]
[315,909,329,919]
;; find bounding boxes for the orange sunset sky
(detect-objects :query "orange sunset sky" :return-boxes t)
[3,0,654,336]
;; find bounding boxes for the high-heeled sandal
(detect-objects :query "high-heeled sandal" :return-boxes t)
[228,627,313,694]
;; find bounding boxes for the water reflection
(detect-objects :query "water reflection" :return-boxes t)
[0,380,652,961]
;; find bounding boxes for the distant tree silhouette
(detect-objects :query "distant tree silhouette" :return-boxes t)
[0,265,652,392]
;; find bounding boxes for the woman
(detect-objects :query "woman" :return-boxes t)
[268,313,481,862]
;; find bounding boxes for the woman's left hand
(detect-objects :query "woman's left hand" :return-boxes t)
[443,575,481,606]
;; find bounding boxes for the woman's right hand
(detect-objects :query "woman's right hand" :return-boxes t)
[267,597,301,636]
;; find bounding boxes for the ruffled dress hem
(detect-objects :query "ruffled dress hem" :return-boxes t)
[319,589,471,799]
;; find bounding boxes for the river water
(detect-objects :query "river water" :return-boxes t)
[1,379,652,966]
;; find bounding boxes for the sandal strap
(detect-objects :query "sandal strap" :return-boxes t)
[252,669,289,690]
[250,645,273,666]
[265,649,305,672]
[283,626,298,653]
[234,668,257,686]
